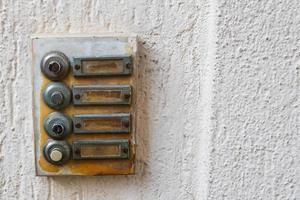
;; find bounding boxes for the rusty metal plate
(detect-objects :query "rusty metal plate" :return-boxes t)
[72,139,129,160]
[32,34,137,176]
[72,85,131,105]
[73,113,130,134]
[72,56,132,76]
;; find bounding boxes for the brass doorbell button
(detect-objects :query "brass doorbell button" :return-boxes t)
[43,82,71,110]
[43,139,71,165]
[44,112,72,139]
[41,51,70,80]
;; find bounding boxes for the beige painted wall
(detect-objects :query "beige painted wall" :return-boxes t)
[0,0,299,199]
[0,0,211,199]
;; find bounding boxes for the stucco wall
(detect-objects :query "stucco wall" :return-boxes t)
[0,0,298,200]
[210,0,299,199]
[0,0,212,199]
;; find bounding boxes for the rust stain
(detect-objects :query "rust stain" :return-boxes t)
[38,67,136,175]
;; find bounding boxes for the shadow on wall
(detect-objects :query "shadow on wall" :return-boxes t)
[46,37,153,192]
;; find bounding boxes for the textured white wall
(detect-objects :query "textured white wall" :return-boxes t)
[210,0,299,199]
[0,0,212,199]
[0,0,299,200]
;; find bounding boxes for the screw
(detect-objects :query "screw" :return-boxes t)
[74,65,81,70]
[52,124,65,135]
[74,94,81,100]
[123,121,130,128]
[48,61,61,74]
[75,123,81,129]
[74,148,81,155]
[123,93,131,99]
[50,91,64,105]
[126,63,131,69]
[122,147,129,154]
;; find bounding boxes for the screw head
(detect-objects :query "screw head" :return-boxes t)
[123,93,131,99]
[74,94,81,100]
[122,147,129,154]
[74,65,81,70]
[123,120,130,128]
[126,63,131,69]
[74,148,81,155]
[75,123,81,129]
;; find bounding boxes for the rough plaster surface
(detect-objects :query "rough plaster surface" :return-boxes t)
[0,0,299,200]
[210,0,300,199]
[0,0,211,199]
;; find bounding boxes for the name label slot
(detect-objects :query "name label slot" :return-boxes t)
[73,113,130,134]
[72,139,129,160]
[72,56,132,76]
[72,85,131,105]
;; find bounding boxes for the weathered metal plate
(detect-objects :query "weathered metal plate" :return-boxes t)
[32,34,137,176]
[73,113,130,134]
[72,56,132,76]
[72,139,129,160]
[72,85,131,105]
